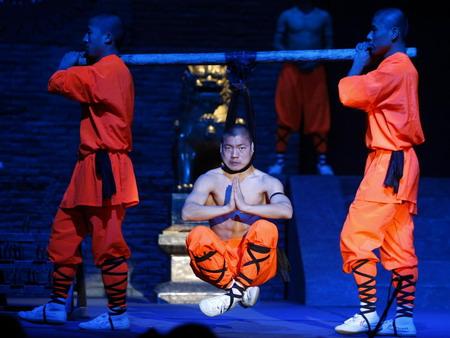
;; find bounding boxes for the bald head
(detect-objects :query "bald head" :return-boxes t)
[374,8,409,40]
[222,124,253,144]
[90,13,125,48]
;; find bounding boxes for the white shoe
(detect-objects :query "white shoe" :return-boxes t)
[199,292,241,317]
[377,318,417,336]
[268,161,285,175]
[79,312,130,330]
[240,286,260,308]
[18,303,67,324]
[335,312,380,334]
[317,162,334,175]
[317,154,334,175]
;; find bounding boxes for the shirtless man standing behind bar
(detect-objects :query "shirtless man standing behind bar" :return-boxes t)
[269,0,334,176]
[182,124,293,317]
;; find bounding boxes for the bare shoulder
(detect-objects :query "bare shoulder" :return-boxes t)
[252,168,284,189]
[195,168,225,186]
[316,7,332,21]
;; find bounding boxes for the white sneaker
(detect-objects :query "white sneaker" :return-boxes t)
[317,163,334,175]
[268,161,285,175]
[377,318,417,336]
[78,312,130,330]
[335,312,380,334]
[240,286,260,308]
[18,303,67,324]
[199,292,241,317]
[317,155,334,175]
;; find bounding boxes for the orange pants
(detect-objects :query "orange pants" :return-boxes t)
[186,220,278,289]
[340,200,418,274]
[275,63,331,154]
[47,205,131,267]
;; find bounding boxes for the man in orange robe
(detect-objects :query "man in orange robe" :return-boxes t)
[19,13,138,331]
[334,8,424,337]
[182,124,293,317]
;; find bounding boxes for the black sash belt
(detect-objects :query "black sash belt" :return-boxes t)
[384,150,404,194]
[95,149,117,199]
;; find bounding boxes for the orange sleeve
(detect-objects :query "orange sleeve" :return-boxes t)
[48,65,114,104]
[338,53,424,150]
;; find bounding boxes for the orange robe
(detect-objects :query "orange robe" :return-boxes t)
[338,52,425,273]
[47,55,138,266]
[48,54,139,208]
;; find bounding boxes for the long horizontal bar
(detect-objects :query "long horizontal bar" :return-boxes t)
[111,47,417,66]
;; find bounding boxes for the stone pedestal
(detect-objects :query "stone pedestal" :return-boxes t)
[154,193,222,303]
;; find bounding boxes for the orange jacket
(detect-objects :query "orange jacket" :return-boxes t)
[338,53,425,212]
[48,55,138,208]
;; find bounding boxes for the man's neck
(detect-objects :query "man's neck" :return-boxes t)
[384,43,406,58]
[221,163,254,181]
[89,49,118,64]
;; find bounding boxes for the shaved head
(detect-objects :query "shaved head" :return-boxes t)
[374,8,409,40]
[90,13,125,47]
[222,124,253,144]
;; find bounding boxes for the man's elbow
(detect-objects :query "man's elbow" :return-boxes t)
[282,205,294,219]
[181,208,190,222]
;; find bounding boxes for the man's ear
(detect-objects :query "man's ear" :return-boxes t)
[391,27,400,41]
[104,32,113,45]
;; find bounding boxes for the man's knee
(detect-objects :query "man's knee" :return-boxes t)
[186,226,214,248]
[247,220,278,247]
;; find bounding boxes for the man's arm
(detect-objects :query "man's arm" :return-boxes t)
[347,42,372,76]
[323,12,334,49]
[273,12,287,50]
[48,59,113,104]
[233,176,293,219]
[181,174,234,222]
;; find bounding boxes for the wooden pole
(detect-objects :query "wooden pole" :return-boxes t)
[106,48,417,66]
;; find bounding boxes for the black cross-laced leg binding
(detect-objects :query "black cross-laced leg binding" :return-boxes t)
[236,243,271,287]
[312,133,328,153]
[392,269,415,319]
[49,265,75,305]
[101,256,128,315]
[352,260,377,336]
[369,269,414,338]
[224,282,244,311]
[276,126,291,151]
[380,269,415,336]
[194,250,227,286]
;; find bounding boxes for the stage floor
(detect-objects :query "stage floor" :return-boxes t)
[2,297,450,337]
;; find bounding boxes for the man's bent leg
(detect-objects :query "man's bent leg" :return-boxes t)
[186,226,236,289]
[236,220,278,288]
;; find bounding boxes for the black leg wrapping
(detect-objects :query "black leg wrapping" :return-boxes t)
[194,251,227,287]
[49,266,74,305]
[101,256,128,312]
[237,243,271,287]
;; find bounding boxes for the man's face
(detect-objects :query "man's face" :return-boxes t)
[220,134,254,171]
[83,20,105,61]
[366,15,393,56]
